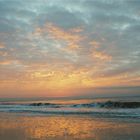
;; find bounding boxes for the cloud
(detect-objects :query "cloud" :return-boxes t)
[37,22,84,52]
[0,60,12,65]
[0,43,5,49]
[0,0,140,97]
[92,50,112,61]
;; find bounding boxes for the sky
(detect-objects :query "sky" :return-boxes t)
[0,0,140,98]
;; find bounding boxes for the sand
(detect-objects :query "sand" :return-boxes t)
[0,113,140,140]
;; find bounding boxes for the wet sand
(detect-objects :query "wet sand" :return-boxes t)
[0,113,140,140]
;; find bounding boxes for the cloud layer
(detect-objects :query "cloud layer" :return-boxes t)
[0,0,140,97]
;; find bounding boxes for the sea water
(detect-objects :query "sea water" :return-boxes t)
[0,96,140,118]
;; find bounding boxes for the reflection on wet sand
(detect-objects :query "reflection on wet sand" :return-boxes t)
[0,113,140,140]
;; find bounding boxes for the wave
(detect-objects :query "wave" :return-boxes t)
[1,108,140,118]
[29,103,61,108]
[0,101,140,118]
[95,101,140,108]
[29,101,140,109]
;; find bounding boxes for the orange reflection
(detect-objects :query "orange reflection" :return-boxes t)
[0,113,140,140]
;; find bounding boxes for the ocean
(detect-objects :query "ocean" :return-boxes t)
[0,96,140,140]
[0,96,140,118]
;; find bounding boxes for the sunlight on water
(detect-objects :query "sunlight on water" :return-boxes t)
[0,113,140,140]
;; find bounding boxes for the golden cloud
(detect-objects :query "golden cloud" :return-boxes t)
[89,41,100,49]
[0,43,5,49]
[92,51,112,61]
[0,60,20,65]
[32,22,84,52]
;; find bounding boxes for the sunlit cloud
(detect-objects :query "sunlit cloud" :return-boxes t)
[89,41,100,49]
[0,60,12,65]
[0,43,5,49]
[33,22,84,52]
[92,51,112,61]
[0,0,140,97]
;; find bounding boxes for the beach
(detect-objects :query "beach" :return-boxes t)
[0,112,140,140]
[1,0,140,139]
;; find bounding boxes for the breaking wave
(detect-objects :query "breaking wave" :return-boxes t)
[29,101,140,109]
[0,101,140,118]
